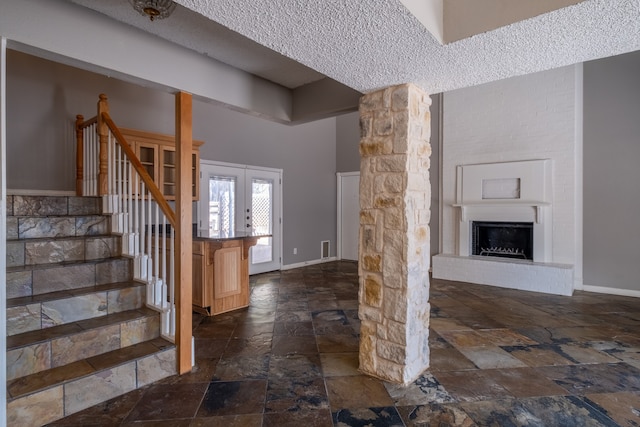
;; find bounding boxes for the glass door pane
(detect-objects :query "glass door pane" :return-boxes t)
[208,176,235,238]
[246,168,281,275]
[250,178,273,264]
[199,164,246,238]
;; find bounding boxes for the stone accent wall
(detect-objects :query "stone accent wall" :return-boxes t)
[358,84,432,384]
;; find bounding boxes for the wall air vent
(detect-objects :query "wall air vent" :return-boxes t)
[321,240,330,259]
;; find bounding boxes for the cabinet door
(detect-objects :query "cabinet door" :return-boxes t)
[160,147,199,201]
[135,142,158,194]
[160,147,177,199]
[191,151,199,200]
[192,251,204,307]
[213,246,243,299]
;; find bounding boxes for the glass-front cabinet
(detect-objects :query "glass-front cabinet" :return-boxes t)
[121,127,202,201]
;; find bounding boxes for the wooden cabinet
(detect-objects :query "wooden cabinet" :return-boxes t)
[192,237,259,316]
[120,127,203,201]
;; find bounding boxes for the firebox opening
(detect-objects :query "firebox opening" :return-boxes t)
[472,221,534,260]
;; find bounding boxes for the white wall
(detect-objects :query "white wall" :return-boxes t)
[6,50,337,266]
[441,65,582,266]
[583,51,640,293]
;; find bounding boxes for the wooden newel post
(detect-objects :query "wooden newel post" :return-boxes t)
[75,114,84,196]
[97,94,110,196]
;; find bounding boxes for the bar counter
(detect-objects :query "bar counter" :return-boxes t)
[191,232,270,315]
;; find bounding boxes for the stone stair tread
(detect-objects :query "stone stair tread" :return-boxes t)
[6,255,129,273]
[7,338,173,399]
[7,307,158,350]
[6,233,115,243]
[7,280,143,308]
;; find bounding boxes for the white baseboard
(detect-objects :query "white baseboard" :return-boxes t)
[8,189,76,196]
[581,284,640,298]
[281,257,337,270]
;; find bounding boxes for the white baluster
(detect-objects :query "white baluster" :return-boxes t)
[154,202,163,307]
[125,161,135,256]
[112,144,122,233]
[161,213,168,309]
[169,230,175,318]
[145,200,153,304]
[110,132,118,213]
[83,127,88,196]
[133,171,140,256]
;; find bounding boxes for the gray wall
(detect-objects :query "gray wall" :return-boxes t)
[336,111,361,173]
[6,50,337,266]
[583,51,640,292]
[429,94,441,257]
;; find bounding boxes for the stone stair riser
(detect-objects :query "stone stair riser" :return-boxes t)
[7,283,144,336]
[7,313,160,380]
[8,215,110,240]
[26,258,131,296]
[6,257,132,304]
[6,236,121,268]
[9,195,101,217]
[7,347,176,427]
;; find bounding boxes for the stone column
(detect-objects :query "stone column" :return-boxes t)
[358,83,432,384]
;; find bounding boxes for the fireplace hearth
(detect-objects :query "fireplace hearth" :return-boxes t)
[472,221,533,260]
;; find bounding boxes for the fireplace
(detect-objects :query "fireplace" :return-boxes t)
[432,158,575,296]
[472,221,533,260]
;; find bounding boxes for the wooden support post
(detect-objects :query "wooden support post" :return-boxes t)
[97,94,109,196]
[175,91,193,374]
[75,115,84,196]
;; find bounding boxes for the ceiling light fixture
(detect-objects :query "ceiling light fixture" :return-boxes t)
[130,0,177,21]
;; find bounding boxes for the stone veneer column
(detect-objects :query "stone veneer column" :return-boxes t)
[358,83,432,384]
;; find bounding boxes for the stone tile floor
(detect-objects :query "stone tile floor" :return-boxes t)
[48,261,640,426]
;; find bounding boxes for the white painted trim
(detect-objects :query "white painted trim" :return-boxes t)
[281,256,338,271]
[200,159,283,174]
[336,171,359,261]
[7,189,76,196]
[438,93,444,254]
[582,285,640,299]
[574,63,584,292]
[1,36,8,427]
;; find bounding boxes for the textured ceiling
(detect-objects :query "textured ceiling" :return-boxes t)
[172,0,640,94]
[70,0,640,95]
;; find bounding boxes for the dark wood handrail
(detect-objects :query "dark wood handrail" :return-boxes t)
[102,112,177,229]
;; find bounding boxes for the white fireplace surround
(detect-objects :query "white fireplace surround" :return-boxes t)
[454,159,552,262]
[433,159,574,296]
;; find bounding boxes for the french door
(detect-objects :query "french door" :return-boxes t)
[198,161,282,274]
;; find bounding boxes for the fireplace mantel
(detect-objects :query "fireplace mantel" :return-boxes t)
[453,159,553,263]
[453,201,551,223]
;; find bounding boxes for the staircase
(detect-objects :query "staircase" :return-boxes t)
[5,194,176,427]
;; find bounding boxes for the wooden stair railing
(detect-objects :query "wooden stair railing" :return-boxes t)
[75,93,192,374]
